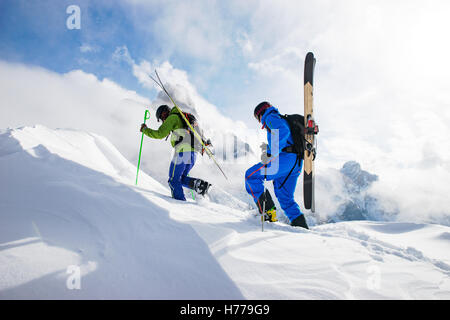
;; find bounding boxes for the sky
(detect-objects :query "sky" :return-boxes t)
[1,0,450,224]
[1,0,449,125]
[2,0,450,121]
[0,0,260,116]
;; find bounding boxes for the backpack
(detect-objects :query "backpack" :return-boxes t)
[172,112,203,151]
[179,112,198,132]
[280,114,305,159]
[275,114,308,189]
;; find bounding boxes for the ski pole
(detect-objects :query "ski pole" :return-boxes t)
[136,109,151,185]
[262,165,267,232]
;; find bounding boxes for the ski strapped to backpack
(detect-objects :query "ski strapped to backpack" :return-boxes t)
[148,70,228,180]
[303,52,318,212]
[281,114,319,159]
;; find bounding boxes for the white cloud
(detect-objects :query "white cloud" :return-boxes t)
[0,60,150,169]
[236,32,253,56]
[112,45,135,65]
[80,44,99,53]
[124,0,233,62]
[114,46,252,140]
[235,0,450,165]
[248,47,303,78]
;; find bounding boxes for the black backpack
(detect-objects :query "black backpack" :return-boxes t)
[274,114,307,188]
[280,114,305,159]
[179,112,198,132]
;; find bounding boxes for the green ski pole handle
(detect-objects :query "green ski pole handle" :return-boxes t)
[136,109,151,185]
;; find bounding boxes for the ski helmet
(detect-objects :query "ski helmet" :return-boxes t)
[254,101,271,122]
[156,105,170,122]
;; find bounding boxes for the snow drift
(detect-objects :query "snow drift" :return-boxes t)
[1,126,449,299]
[0,125,242,299]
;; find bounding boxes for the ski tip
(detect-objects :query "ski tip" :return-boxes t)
[304,52,316,86]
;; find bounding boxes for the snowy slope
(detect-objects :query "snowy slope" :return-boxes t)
[1,126,449,299]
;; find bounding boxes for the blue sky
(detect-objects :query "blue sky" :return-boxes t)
[0,0,157,96]
[1,0,450,133]
[0,1,347,126]
[0,0,256,116]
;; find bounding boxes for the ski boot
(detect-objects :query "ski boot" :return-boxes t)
[291,214,309,229]
[258,190,278,222]
[191,179,211,196]
[264,207,278,222]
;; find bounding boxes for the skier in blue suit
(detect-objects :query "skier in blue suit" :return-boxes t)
[245,102,309,229]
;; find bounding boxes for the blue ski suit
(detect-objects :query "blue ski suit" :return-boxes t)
[168,151,196,201]
[245,106,304,222]
[142,107,199,201]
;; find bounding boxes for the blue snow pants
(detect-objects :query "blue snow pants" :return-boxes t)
[245,153,303,222]
[168,151,196,201]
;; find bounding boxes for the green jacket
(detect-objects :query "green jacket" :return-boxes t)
[143,107,197,153]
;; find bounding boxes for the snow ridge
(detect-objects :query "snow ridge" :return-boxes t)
[1,126,449,299]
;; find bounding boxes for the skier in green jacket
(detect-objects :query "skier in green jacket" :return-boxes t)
[140,105,211,200]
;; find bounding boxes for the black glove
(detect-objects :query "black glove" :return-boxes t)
[261,151,272,164]
[140,123,147,133]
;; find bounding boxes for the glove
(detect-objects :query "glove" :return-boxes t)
[261,151,272,164]
[140,123,147,133]
[201,139,212,156]
[260,142,268,153]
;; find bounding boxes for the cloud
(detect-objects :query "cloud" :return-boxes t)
[248,47,303,78]
[236,0,450,176]
[236,32,253,56]
[80,44,100,53]
[123,0,233,62]
[0,60,150,167]
[114,46,252,139]
[112,45,135,65]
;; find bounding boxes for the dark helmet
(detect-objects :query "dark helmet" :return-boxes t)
[156,105,170,122]
[254,101,271,122]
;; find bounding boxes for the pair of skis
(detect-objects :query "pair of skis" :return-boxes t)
[303,52,318,213]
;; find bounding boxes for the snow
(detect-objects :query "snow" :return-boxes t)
[1,125,449,299]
